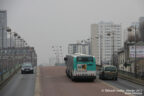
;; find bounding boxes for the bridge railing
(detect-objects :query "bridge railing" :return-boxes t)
[0,47,37,86]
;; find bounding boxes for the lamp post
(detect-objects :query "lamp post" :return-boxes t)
[13,32,18,69]
[0,27,4,80]
[22,40,25,48]
[87,39,91,55]
[95,35,103,67]
[6,27,12,48]
[17,35,21,48]
[128,26,137,77]
[6,27,12,72]
[107,31,115,65]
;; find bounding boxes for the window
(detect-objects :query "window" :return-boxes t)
[77,57,93,62]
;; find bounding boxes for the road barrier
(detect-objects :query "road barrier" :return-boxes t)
[0,47,37,88]
[118,73,144,86]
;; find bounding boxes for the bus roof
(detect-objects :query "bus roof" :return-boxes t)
[66,53,94,57]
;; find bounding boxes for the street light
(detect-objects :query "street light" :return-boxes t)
[13,32,18,48]
[0,27,4,80]
[17,35,21,48]
[107,31,115,66]
[95,35,103,67]
[128,26,137,77]
[6,27,12,48]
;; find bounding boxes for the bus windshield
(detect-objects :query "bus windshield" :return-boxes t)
[77,57,93,62]
[105,67,116,72]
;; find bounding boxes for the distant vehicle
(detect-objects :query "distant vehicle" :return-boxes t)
[99,65,118,80]
[21,63,34,74]
[64,53,96,81]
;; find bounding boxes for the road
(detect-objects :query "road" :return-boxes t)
[0,66,143,96]
[96,70,144,96]
[0,71,36,96]
[40,66,129,96]
[102,78,144,96]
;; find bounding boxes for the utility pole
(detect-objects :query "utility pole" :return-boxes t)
[107,31,115,66]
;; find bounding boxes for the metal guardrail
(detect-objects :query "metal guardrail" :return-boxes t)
[0,64,21,89]
[119,70,144,79]
[0,47,37,87]
[118,73,144,86]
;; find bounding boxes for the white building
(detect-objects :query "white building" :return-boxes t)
[0,10,7,48]
[91,22,122,65]
[68,42,90,55]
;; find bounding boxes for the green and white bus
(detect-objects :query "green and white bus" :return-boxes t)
[64,53,96,81]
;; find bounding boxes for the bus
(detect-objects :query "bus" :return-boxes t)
[64,53,96,81]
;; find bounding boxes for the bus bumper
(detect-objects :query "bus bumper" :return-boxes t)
[73,76,96,80]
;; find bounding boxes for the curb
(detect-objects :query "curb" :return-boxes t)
[34,67,42,96]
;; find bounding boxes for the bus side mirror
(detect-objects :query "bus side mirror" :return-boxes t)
[64,57,67,61]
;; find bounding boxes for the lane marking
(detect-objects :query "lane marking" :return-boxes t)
[34,67,42,96]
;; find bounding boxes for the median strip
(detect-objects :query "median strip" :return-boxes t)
[34,67,42,96]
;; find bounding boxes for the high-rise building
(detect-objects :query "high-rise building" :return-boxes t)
[68,42,90,55]
[91,22,122,65]
[0,10,7,48]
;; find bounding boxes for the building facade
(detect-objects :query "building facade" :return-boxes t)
[118,41,144,77]
[0,10,7,48]
[68,43,90,55]
[91,22,122,65]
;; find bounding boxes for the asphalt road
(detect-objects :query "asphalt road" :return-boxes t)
[0,71,36,96]
[101,78,144,96]
[40,66,128,96]
[0,66,143,96]
[97,71,144,96]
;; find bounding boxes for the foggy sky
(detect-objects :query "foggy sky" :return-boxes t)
[0,0,144,65]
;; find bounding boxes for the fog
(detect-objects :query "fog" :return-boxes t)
[0,0,144,65]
